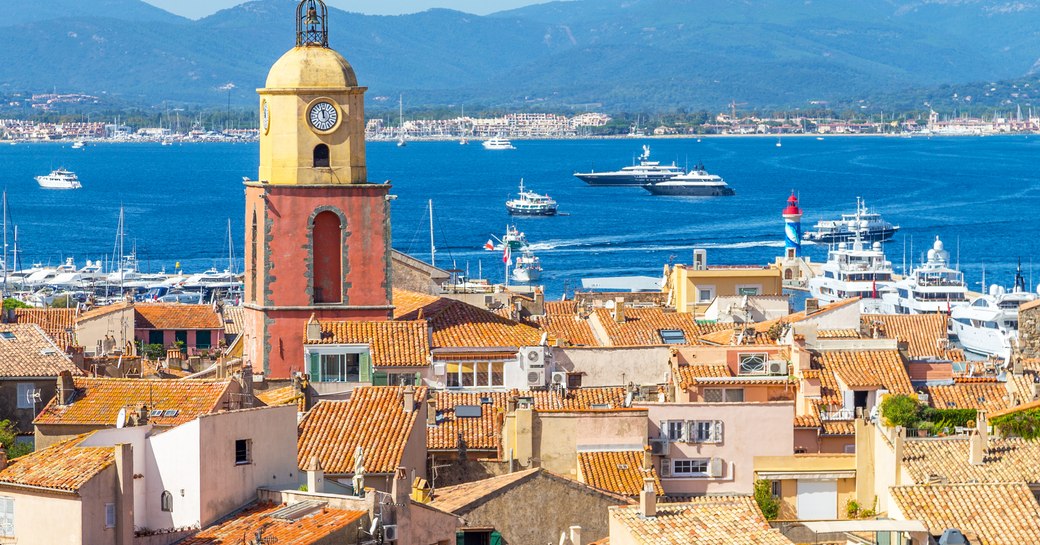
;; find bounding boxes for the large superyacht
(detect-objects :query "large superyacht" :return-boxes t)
[878,236,968,315]
[807,235,894,313]
[574,145,684,186]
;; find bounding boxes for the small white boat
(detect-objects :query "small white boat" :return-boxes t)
[35,168,83,189]
[775,137,782,147]
[71,141,85,149]
[459,138,468,145]
[483,137,515,150]
[512,249,542,283]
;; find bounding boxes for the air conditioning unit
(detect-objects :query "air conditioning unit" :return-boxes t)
[550,372,567,387]
[527,369,545,387]
[707,457,724,478]
[520,346,546,368]
[382,524,398,542]
[649,438,668,455]
[766,360,788,375]
[432,362,446,376]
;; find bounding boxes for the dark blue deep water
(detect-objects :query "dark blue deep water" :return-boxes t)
[1,136,1039,297]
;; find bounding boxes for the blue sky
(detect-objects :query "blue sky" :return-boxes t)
[143,0,546,18]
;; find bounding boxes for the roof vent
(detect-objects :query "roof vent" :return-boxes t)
[269,500,327,522]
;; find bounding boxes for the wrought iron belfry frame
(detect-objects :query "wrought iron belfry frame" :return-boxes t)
[296,0,329,47]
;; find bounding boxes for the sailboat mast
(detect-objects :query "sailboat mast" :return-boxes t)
[227,218,235,274]
[2,190,7,296]
[428,200,435,267]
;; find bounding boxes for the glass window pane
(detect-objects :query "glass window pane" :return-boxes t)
[490,362,505,386]
[321,354,344,381]
[724,389,745,402]
[460,362,475,387]
[446,362,461,388]
[475,362,489,387]
[344,353,360,382]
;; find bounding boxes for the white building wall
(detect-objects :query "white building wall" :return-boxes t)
[146,419,202,530]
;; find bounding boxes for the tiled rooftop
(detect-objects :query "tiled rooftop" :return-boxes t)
[297,386,427,474]
[901,436,1040,484]
[0,323,82,378]
[430,467,630,515]
[15,308,77,350]
[609,496,794,545]
[698,297,861,346]
[178,501,366,545]
[813,349,913,405]
[0,435,112,492]
[577,450,663,496]
[220,305,245,337]
[923,381,1012,411]
[34,377,233,427]
[861,313,964,361]
[428,388,629,452]
[675,364,732,389]
[308,320,429,367]
[535,314,600,346]
[393,289,548,348]
[76,301,132,322]
[890,483,1040,545]
[593,308,725,347]
[543,300,579,315]
[134,303,222,330]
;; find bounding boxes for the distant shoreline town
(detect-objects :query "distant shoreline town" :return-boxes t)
[4,105,1040,144]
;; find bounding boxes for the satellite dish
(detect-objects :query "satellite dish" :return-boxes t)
[116,407,127,429]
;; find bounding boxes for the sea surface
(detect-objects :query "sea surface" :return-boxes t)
[1,136,1039,298]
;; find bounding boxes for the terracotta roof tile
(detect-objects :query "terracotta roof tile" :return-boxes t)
[15,308,77,350]
[862,313,964,361]
[698,298,862,346]
[0,323,82,378]
[297,386,426,474]
[609,496,794,545]
[821,420,855,435]
[594,308,714,346]
[923,382,1012,411]
[577,450,663,496]
[76,301,132,322]
[430,468,631,514]
[901,437,1040,484]
[307,320,429,367]
[675,364,732,389]
[890,483,1040,545]
[816,328,860,339]
[220,306,245,337]
[535,314,600,346]
[256,386,305,409]
[178,501,366,545]
[134,304,222,330]
[34,377,233,427]
[393,289,547,348]
[0,435,113,492]
[544,301,579,315]
[428,388,629,452]
[815,349,913,398]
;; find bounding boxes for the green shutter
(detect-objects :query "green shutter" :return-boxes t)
[359,352,372,383]
[456,532,465,545]
[414,372,422,386]
[490,531,503,545]
[308,352,320,381]
[372,371,388,386]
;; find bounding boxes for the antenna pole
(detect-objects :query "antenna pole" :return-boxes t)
[428,200,435,267]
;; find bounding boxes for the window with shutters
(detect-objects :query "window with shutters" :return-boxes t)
[0,496,12,537]
[688,420,723,443]
[663,420,685,442]
[671,458,710,477]
[306,347,370,382]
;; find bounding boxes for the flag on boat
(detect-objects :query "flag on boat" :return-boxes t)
[484,239,495,251]
[503,244,511,265]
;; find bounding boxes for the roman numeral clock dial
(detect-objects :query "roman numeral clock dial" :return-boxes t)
[308,101,338,131]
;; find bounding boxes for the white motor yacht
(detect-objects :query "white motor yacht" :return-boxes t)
[807,236,894,313]
[512,250,542,283]
[879,236,968,315]
[574,145,684,186]
[35,168,83,190]
[643,162,735,196]
[950,267,1037,358]
[803,197,899,243]
[482,137,515,150]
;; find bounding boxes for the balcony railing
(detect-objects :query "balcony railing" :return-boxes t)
[819,408,856,421]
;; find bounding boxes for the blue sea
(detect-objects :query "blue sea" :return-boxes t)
[1,136,1039,298]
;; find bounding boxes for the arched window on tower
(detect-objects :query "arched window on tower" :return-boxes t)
[313,144,330,168]
[312,211,342,303]
[161,490,173,512]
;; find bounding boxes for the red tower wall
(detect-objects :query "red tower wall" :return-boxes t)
[242,182,393,378]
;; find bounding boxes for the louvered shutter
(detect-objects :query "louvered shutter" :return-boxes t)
[359,352,372,382]
[308,352,320,381]
[660,457,671,477]
[713,420,724,443]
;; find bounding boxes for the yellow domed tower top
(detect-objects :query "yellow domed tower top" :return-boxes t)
[257,0,367,185]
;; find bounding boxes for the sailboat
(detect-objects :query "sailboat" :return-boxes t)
[775,137,783,148]
[396,95,407,147]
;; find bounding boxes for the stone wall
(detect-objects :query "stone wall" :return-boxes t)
[1018,304,1040,359]
[457,471,630,545]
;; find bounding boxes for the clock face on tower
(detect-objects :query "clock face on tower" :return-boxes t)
[308,101,338,132]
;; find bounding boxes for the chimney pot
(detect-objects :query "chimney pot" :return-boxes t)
[639,477,657,518]
[403,385,416,413]
[969,429,986,466]
[57,370,75,406]
[426,399,437,426]
[306,455,324,493]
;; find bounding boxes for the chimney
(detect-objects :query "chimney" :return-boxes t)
[976,411,988,444]
[137,404,149,426]
[56,370,75,406]
[568,526,582,545]
[403,384,415,413]
[241,364,254,400]
[969,429,985,465]
[305,314,322,342]
[306,456,324,494]
[639,477,656,518]
[1013,357,1024,376]
[0,443,7,471]
[391,466,409,506]
[507,397,518,414]
[613,297,626,323]
[426,399,437,426]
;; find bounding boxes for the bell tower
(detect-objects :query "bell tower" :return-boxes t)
[243,0,393,379]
